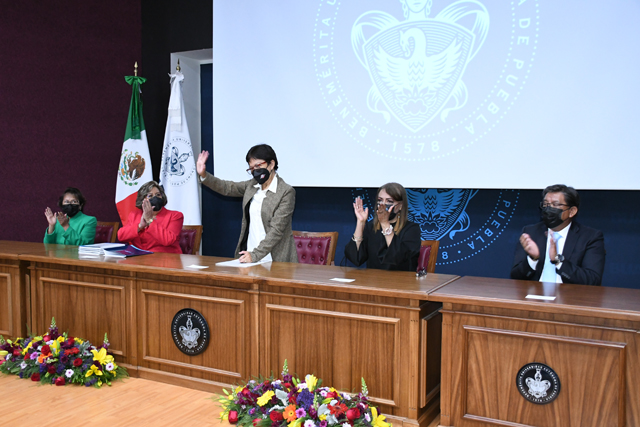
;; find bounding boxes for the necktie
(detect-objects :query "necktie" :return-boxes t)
[540,232,562,283]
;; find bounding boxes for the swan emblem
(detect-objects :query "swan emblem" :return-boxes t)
[525,368,551,399]
[179,315,201,349]
[374,28,463,117]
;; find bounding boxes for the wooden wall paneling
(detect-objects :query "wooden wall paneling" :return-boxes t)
[438,304,453,427]
[443,310,638,427]
[0,271,13,336]
[137,277,254,391]
[260,288,419,421]
[0,258,30,339]
[418,303,443,426]
[30,263,135,368]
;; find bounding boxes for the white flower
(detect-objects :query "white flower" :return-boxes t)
[297,382,308,390]
[20,362,27,369]
[320,390,328,397]
[272,379,282,385]
[318,404,329,417]
[330,399,338,406]
[46,340,54,345]
[276,389,290,406]
[5,354,9,361]
[327,415,339,425]
[342,423,351,427]
[304,420,316,427]
[342,393,351,400]
[105,362,114,371]
[65,369,74,378]
[365,413,371,422]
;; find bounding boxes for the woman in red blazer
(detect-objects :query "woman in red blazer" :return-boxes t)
[117,181,184,254]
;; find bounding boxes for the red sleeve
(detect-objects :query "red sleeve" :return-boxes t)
[117,210,142,243]
[144,210,184,247]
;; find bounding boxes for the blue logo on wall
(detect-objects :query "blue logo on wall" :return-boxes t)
[353,188,519,265]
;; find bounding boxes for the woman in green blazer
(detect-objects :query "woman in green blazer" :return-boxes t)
[43,187,97,246]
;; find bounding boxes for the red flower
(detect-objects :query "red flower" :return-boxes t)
[73,358,83,367]
[283,382,292,390]
[24,354,30,360]
[47,364,57,374]
[329,403,348,416]
[326,391,338,399]
[228,411,238,424]
[43,335,51,342]
[252,419,261,427]
[31,373,40,382]
[41,345,51,356]
[54,377,65,386]
[288,395,297,404]
[270,411,284,422]
[346,408,361,421]
[12,349,20,357]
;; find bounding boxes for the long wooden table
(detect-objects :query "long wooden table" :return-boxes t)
[431,276,640,427]
[0,241,457,427]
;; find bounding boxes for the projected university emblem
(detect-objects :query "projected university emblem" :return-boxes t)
[406,188,518,264]
[314,0,539,160]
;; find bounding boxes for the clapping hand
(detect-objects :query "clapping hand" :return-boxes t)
[353,197,369,223]
[45,207,57,226]
[56,212,69,230]
[376,202,392,228]
[141,198,154,223]
[197,150,209,178]
[519,233,540,260]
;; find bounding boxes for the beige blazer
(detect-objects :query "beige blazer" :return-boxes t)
[201,172,298,263]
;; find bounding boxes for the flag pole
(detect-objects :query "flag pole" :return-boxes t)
[134,61,138,77]
[176,59,181,72]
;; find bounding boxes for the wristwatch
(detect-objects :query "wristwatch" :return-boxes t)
[550,254,564,265]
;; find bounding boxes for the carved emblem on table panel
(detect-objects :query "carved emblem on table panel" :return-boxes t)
[516,363,561,404]
[171,309,210,356]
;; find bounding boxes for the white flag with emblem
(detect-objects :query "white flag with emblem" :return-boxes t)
[159,71,202,226]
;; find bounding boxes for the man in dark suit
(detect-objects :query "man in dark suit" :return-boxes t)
[511,184,605,286]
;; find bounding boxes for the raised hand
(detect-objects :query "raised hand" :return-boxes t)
[353,197,369,223]
[141,198,154,222]
[520,233,540,260]
[56,212,69,230]
[196,150,209,178]
[45,207,57,226]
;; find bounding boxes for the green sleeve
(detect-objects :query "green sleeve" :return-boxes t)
[43,227,58,244]
[63,215,97,245]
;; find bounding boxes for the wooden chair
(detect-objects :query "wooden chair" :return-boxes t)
[418,240,440,273]
[179,225,203,255]
[95,221,120,244]
[292,231,339,266]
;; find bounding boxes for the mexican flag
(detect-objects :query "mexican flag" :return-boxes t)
[115,75,154,224]
[159,71,201,226]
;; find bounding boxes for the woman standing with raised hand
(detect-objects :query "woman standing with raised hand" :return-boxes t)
[196,144,297,263]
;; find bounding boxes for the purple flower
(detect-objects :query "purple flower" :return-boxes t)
[297,390,314,411]
[39,364,47,374]
[320,421,328,427]
[309,408,317,419]
[60,354,69,364]
[249,408,257,416]
[295,408,306,419]
[29,352,38,360]
[282,374,293,383]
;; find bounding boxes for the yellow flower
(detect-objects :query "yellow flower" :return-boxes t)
[235,385,243,394]
[220,412,229,421]
[0,350,7,357]
[57,336,65,343]
[257,390,275,406]
[91,348,114,365]
[305,374,318,391]
[319,415,327,421]
[288,419,303,427]
[75,338,83,344]
[85,365,103,377]
[97,381,102,387]
[371,407,390,427]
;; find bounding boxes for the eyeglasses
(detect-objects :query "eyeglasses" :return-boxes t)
[246,161,267,175]
[539,202,569,209]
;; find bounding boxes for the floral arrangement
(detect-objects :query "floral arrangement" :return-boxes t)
[218,361,390,427]
[0,317,128,387]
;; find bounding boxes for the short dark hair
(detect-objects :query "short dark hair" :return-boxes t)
[136,181,167,209]
[542,184,580,209]
[245,144,278,171]
[58,187,86,211]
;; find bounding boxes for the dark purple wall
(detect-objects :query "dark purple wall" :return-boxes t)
[0,3,141,242]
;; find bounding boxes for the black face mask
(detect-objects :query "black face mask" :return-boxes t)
[61,204,80,217]
[379,203,399,221]
[149,197,164,211]
[252,168,271,185]
[540,206,566,229]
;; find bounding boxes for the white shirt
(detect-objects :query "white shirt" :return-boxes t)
[247,174,278,262]
[528,222,572,283]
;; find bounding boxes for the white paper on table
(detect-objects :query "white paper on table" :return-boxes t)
[215,259,271,268]
[525,294,556,301]
[330,278,355,283]
[185,264,209,269]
